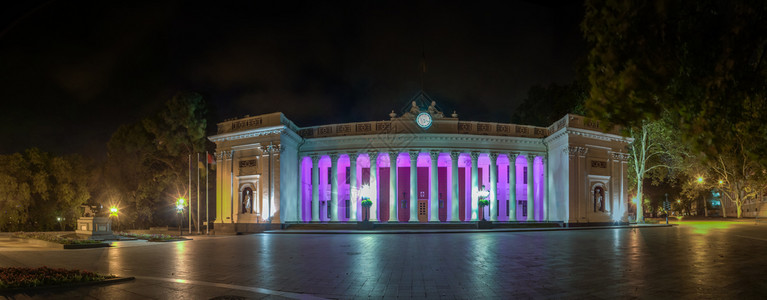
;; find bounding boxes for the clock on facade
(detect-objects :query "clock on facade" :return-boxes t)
[416,112,432,129]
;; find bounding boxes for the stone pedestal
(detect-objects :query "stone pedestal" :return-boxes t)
[76,217,113,239]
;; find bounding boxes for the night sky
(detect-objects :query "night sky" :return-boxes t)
[0,0,585,159]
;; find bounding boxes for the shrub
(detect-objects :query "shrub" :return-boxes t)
[0,266,114,289]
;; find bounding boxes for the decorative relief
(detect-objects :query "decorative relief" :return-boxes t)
[458,122,472,131]
[239,159,258,168]
[477,123,489,132]
[497,125,510,134]
[591,160,607,168]
[584,118,600,129]
[534,128,546,136]
[375,122,390,131]
[336,125,351,134]
[567,146,588,156]
[609,152,631,161]
[318,126,332,135]
[230,118,262,132]
[515,126,528,134]
[356,123,371,132]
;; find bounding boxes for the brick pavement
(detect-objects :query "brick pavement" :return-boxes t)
[1,223,766,299]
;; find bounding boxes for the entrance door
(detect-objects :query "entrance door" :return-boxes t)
[418,200,428,223]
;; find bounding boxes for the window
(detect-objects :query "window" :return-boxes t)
[345,167,350,184]
[506,200,509,216]
[327,168,331,185]
[523,167,528,184]
[345,200,350,218]
[496,200,500,216]
[507,165,510,183]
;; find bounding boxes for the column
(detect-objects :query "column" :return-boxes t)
[329,153,339,222]
[311,154,319,222]
[527,153,535,222]
[349,153,358,222]
[369,151,378,222]
[508,153,518,221]
[490,152,498,221]
[542,156,548,221]
[449,151,460,222]
[389,152,398,222]
[429,150,439,222]
[470,151,479,221]
[409,150,418,222]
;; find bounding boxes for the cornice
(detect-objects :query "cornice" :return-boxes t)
[208,125,286,142]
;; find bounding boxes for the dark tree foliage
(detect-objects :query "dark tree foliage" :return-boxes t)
[582,0,767,166]
[511,81,586,127]
[0,149,90,231]
[101,92,209,228]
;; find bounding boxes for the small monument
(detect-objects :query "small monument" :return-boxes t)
[76,205,114,240]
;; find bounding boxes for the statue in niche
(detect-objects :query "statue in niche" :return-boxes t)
[594,187,605,212]
[243,189,252,213]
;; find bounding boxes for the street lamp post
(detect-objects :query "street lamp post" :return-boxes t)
[697,177,708,217]
[176,198,185,236]
[109,206,119,232]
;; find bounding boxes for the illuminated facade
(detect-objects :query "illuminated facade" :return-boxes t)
[208,94,633,232]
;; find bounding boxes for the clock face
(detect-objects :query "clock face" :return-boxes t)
[416,112,432,129]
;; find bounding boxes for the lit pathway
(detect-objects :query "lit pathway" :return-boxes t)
[1,222,766,299]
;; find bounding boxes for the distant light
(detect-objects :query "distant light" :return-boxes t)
[718,180,723,185]
[176,198,185,212]
[109,206,118,217]
[697,177,704,184]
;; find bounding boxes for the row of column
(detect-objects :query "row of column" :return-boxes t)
[305,151,545,222]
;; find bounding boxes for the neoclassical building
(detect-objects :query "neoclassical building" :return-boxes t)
[209,93,632,232]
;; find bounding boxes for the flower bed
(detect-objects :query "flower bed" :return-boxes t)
[0,266,115,289]
[116,232,177,242]
[12,232,102,245]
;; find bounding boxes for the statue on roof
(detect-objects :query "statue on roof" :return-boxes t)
[428,101,444,118]
[410,101,421,115]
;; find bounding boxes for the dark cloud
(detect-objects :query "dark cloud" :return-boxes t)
[0,0,585,159]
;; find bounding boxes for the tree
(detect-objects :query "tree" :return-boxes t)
[681,137,767,218]
[511,81,587,126]
[102,92,210,228]
[0,153,32,231]
[627,117,688,222]
[0,149,90,231]
[582,0,767,167]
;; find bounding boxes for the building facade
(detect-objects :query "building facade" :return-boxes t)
[209,94,633,232]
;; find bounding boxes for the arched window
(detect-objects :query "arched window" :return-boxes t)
[242,187,253,214]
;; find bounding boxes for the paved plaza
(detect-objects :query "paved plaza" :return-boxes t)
[1,222,767,299]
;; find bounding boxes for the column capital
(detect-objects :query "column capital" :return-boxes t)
[429,150,440,160]
[449,151,461,160]
[309,153,319,162]
[469,151,480,160]
[388,151,398,160]
[367,150,379,158]
[328,152,339,161]
[408,150,419,160]
[489,152,499,161]
[224,150,234,159]
[347,152,359,160]
[507,152,519,160]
